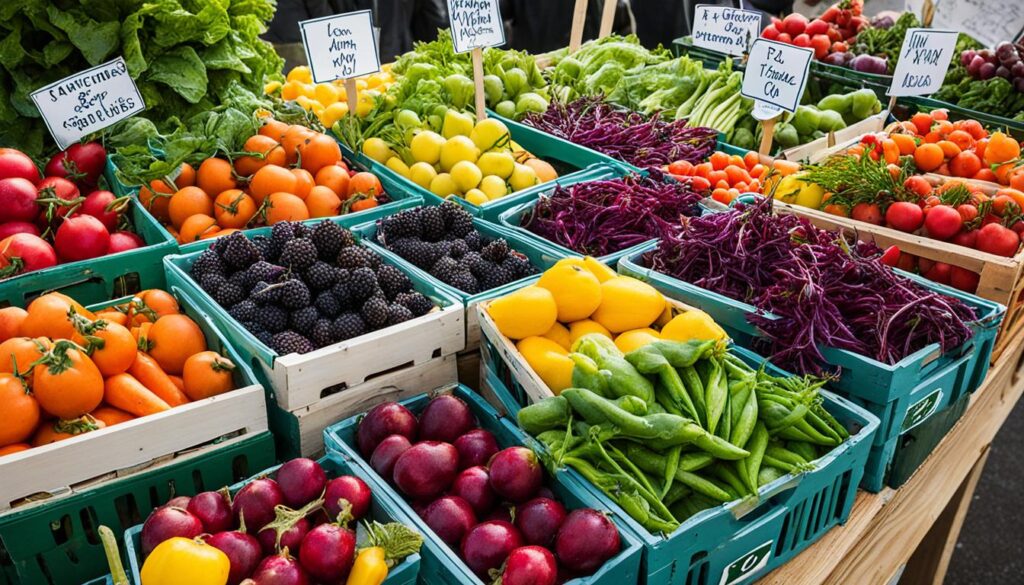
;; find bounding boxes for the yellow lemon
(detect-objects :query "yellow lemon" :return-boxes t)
[442,110,475,138]
[516,336,573,393]
[479,175,509,200]
[487,286,558,340]
[429,173,459,198]
[590,276,665,333]
[321,102,350,128]
[553,257,586,270]
[655,304,674,328]
[660,310,727,343]
[470,118,511,151]
[450,161,483,192]
[314,83,340,105]
[583,257,617,282]
[568,320,612,344]
[542,322,572,351]
[410,131,445,165]
[477,152,515,179]
[464,189,489,205]
[287,66,312,83]
[614,328,662,354]
[385,157,410,178]
[362,137,393,164]
[409,162,438,189]
[509,163,539,192]
[297,83,317,99]
[537,263,602,322]
[440,136,479,171]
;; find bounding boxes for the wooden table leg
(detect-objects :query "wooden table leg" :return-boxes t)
[900,447,992,585]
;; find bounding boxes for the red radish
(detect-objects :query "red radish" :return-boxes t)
[536,486,556,500]
[298,522,356,583]
[140,506,203,555]
[78,190,121,231]
[486,506,514,524]
[108,231,144,253]
[418,394,475,442]
[276,458,327,508]
[496,546,558,585]
[924,205,963,240]
[555,509,620,574]
[392,441,459,499]
[0,178,40,223]
[0,234,56,276]
[0,149,39,183]
[251,550,310,585]
[515,497,567,547]
[357,402,418,455]
[54,215,109,261]
[460,520,524,577]
[232,478,285,532]
[45,142,106,188]
[324,475,372,521]
[164,496,192,509]
[259,516,310,556]
[187,490,233,533]
[369,434,412,478]
[976,223,1021,257]
[422,496,476,546]
[207,529,263,585]
[885,202,924,232]
[805,19,830,36]
[35,177,81,222]
[450,466,497,516]
[950,266,981,292]
[453,429,499,470]
[488,447,542,503]
[0,221,40,239]
[782,13,807,36]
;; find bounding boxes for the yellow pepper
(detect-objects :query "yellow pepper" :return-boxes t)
[346,547,388,585]
[141,537,230,585]
[345,521,424,585]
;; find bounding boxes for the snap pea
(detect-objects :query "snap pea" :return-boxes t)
[729,379,753,429]
[625,345,699,420]
[704,357,729,436]
[743,422,769,493]
[765,445,810,468]
[670,495,717,522]
[730,383,759,449]
[575,336,654,404]
[517,396,570,435]
[646,415,751,459]
[812,403,850,440]
[679,366,708,428]
[717,388,732,442]
[786,441,819,462]
[615,395,649,416]
[677,470,733,502]
[757,466,787,487]
[569,353,610,397]
[624,443,715,477]
[706,476,739,500]
[617,490,680,533]
[664,482,692,507]
[660,445,682,498]
[648,340,717,368]
[714,463,750,497]
[646,400,666,414]
[565,456,679,533]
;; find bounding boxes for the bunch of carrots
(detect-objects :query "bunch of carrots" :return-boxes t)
[0,289,237,455]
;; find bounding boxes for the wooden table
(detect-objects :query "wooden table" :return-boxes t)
[761,334,1024,585]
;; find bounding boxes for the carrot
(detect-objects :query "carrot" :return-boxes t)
[90,405,136,427]
[129,352,190,407]
[104,373,171,417]
[168,375,185,393]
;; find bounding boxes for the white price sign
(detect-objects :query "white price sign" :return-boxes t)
[692,5,762,57]
[888,28,958,97]
[299,10,381,84]
[447,0,505,53]
[31,57,145,150]
[741,39,813,114]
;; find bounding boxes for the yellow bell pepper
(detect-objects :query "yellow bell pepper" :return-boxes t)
[345,521,424,585]
[346,547,388,585]
[141,537,230,585]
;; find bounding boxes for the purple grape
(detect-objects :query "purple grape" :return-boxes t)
[968,55,986,76]
[979,62,997,79]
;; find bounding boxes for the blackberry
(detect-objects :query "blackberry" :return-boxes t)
[503,254,537,279]
[311,319,335,347]
[361,296,389,328]
[390,238,440,270]
[331,312,366,341]
[279,238,318,271]
[444,203,474,237]
[430,256,463,283]
[256,305,290,333]
[290,306,319,332]
[268,222,296,260]
[292,223,311,239]
[199,273,227,296]
[255,329,275,348]
[433,240,453,258]
[229,300,258,323]
[479,265,514,291]
[463,231,484,251]
[336,246,375,270]
[310,221,347,260]
[191,249,225,279]
[449,271,479,294]
[348,267,379,301]
[464,252,488,278]
[250,281,280,305]
[380,211,421,241]
[440,201,466,224]
[481,239,510,262]
[271,331,314,355]
[376,264,412,299]
[396,292,434,317]
[419,206,446,241]
[305,261,339,291]
[215,282,245,306]
[228,270,251,291]
[246,261,285,287]
[221,233,261,269]
[329,281,352,310]
[449,239,469,259]
[314,290,342,317]
[387,303,414,325]
[279,279,312,310]
[240,320,264,336]
[251,235,273,260]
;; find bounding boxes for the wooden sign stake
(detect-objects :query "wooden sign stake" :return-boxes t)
[569,0,589,53]
[887,94,898,114]
[345,78,358,117]
[599,0,617,38]
[759,116,778,156]
[922,0,935,27]
[472,47,486,121]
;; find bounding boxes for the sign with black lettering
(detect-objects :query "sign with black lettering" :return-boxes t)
[692,5,762,57]
[447,0,505,53]
[300,10,381,84]
[741,39,813,113]
[888,28,957,97]
[30,57,145,150]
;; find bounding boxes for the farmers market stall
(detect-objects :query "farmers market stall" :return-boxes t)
[2,1,1024,584]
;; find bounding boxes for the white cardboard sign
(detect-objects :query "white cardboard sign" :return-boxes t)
[692,5,762,57]
[888,28,958,97]
[741,39,813,114]
[447,0,505,53]
[299,10,381,84]
[30,57,144,150]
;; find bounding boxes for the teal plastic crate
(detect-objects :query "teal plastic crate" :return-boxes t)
[0,433,275,585]
[617,245,1004,491]
[322,386,643,585]
[123,451,421,585]
[482,345,878,585]
[895,95,1024,137]
[671,36,731,66]
[0,197,176,307]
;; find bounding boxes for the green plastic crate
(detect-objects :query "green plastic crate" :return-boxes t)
[481,345,879,585]
[895,95,1024,136]
[671,36,731,65]
[0,198,176,307]
[617,244,1005,491]
[322,386,643,585]
[0,432,275,585]
[123,451,421,585]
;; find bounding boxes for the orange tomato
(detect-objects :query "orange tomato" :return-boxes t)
[984,132,1021,165]
[996,187,1024,210]
[771,160,801,176]
[0,336,50,381]
[130,290,180,325]
[936,140,961,159]
[176,162,196,188]
[911,112,933,136]
[33,416,105,446]
[250,165,297,204]
[724,165,752,185]
[0,443,29,456]
[90,405,135,427]
[265,192,311,224]
[73,320,137,377]
[709,152,730,171]
[995,162,1016,185]
[94,310,129,327]
[711,188,735,205]
[347,172,383,199]
[178,214,219,243]
[234,135,286,176]
[946,130,975,151]
[306,185,342,218]
[290,168,315,200]
[196,158,237,197]
[881,139,900,164]
[315,165,350,196]
[0,307,27,342]
[913,143,944,172]
[22,293,94,340]
[258,118,289,141]
[202,228,238,240]
[139,180,174,222]
[213,190,257,229]
[0,373,39,445]
[931,109,949,121]
[949,151,982,178]
[891,133,918,156]
[349,197,379,212]
[168,187,214,230]
[299,133,343,175]
[707,170,728,186]
[147,314,207,375]
[182,351,236,400]
[743,151,760,169]
[1009,168,1024,191]
[32,343,105,419]
[280,125,315,165]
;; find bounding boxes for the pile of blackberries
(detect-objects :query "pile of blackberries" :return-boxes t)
[190,221,434,356]
[376,202,537,294]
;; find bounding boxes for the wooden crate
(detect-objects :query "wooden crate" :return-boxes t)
[773,201,1024,360]
[0,385,267,512]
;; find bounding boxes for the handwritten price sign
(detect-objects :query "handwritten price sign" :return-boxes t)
[741,39,813,114]
[448,0,505,53]
[300,10,381,84]
[888,28,957,97]
[692,5,762,57]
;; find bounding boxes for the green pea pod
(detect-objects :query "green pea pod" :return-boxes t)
[664,482,692,507]
[615,395,648,416]
[569,353,610,397]
[624,444,715,477]
[704,358,728,436]
[679,366,707,428]
[677,471,733,502]
[730,385,759,449]
[617,491,680,534]
[758,399,810,434]
[729,380,753,429]
[758,466,787,487]
[786,441,819,462]
[743,422,769,493]
[717,389,732,442]
[812,403,850,440]
[626,346,699,420]
[518,396,571,435]
[647,340,716,368]
[661,446,682,498]
[647,415,751,460]
[575,337,654,404]
[646,401,666,414]
[766,444,810,468]
[714,463,750,497]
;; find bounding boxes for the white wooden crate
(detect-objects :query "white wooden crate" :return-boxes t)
[0,384,267,512]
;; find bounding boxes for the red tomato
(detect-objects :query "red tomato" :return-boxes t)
[956,204,979,224]
[851,202,883,225]
[975,223,1021,257]
[776,33,792,44]
[923,262,952,285]
[879,245,901,267]
[952,229,978,249]
[782,13,808,36]
[903,176,933,198]
[793,33,812,48]
[810,35,831,59]
[949,266,980,292]
[0,233,57,276]
[762,26,780,41]
[885,201,924,232]
[924,205,962,240]
[805,19,830,36]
